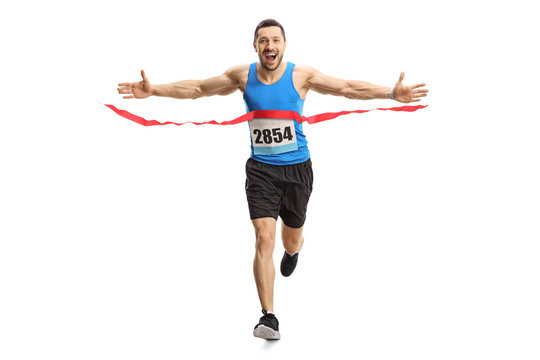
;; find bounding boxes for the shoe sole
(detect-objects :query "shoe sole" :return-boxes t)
[253,325,281,340]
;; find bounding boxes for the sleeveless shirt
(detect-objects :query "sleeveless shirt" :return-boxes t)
[243,62,310,165]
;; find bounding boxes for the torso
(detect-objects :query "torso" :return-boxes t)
[242,61,310,165]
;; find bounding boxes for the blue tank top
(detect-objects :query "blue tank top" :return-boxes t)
[243,62,310,165]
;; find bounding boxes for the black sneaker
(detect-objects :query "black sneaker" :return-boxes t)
[253,310,280,340]
[280,251,299,277]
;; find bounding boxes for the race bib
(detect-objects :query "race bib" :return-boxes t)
[248,118,298,155]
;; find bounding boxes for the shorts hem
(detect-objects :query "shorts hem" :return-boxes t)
[281,218,306,229]
[250,215,279,221]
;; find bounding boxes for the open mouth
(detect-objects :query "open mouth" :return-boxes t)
[264,52,277,62]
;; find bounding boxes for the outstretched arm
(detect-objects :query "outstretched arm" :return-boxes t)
[117,65,247,100]
[304,67,428,103]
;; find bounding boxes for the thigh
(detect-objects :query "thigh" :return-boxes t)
[279,159,314,228]
[252,217,278,251]
[281,221,304,244]
[252,217,278,236]
[245,158,281,221]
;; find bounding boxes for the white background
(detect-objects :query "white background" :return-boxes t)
[1,0,539,359]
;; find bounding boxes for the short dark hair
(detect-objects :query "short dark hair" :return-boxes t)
[253,19,286,43]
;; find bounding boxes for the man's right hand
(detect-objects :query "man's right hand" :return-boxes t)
[118,70,152,99]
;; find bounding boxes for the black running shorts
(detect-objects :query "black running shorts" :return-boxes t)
[245,157,314,228]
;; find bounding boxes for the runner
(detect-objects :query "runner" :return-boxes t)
[117,19,429,340]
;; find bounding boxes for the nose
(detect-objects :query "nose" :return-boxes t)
[265,43,276,51]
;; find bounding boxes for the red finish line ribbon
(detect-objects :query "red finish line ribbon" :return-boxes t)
[104,104,428,127]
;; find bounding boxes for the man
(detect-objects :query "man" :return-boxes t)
[117,19,428,340]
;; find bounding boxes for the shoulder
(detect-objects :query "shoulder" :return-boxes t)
[292,64,319,77]
[292,64,321,86]
[292,64,321,90]
[225,64,250,80]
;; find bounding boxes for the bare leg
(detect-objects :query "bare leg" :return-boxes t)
[281,222,305,255]
[252,217,277,312]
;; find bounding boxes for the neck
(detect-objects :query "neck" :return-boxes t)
[257,62,287,84]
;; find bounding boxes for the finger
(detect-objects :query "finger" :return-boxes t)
[413,89,429,95]
[123,95,135,99]
[118,82,133,87]
[398,72,405,83]
[412,93,427,98]
[118,89,133,94]
[412,83,426,89]
[141,69,147,81]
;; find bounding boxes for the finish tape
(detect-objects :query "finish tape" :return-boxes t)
[104,104,428,127]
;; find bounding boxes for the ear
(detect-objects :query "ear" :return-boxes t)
[253,42,257,52]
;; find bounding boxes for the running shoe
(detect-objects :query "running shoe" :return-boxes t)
[253,310,280,340]
[280,251,299,277]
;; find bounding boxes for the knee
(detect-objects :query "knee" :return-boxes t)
[283,234,303,254]
[255,231,275,256]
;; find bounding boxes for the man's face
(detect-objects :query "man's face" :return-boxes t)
[254,26,287,71]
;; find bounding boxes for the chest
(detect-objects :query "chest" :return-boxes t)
[240,68,308,100]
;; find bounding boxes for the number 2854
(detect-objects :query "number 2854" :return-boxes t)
[253,127,293,145]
